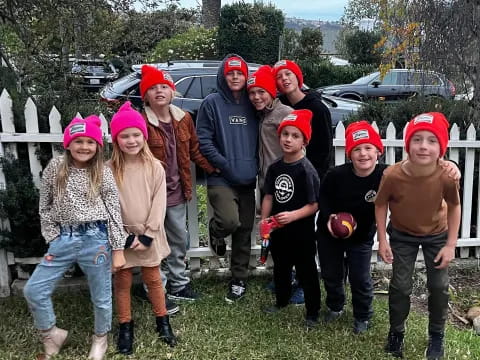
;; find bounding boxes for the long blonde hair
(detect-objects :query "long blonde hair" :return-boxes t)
[55,144,104,200]
[110,140,157,187]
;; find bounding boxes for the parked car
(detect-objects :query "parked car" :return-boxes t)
[319,69,456,101]
[71,59,119,91]
[99,60,364,126]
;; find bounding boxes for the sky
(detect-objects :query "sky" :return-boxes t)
[176,0,349,21]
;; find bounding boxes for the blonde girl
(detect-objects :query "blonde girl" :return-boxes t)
[109,101,176,355]
[24,115,126,360]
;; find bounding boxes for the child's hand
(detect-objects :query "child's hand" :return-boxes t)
[434,245,455,269]
[439,159,461,180]
[327,214,338,238]
[112,250,126,273]
[130,237,148,252]
[275,211,296,225]
[378,242,393,264]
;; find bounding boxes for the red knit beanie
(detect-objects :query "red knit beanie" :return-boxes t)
[272,59,304,88]
[110,101,148,141]
[345,121,384,158]
[223,56,248,78]
[405,112,449,157]
[140,65,175,99]
[63,115,103,148]
[247,65,276,98]
[277,109,312,143]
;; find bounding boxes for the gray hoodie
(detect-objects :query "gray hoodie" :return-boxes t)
[196,54,258,187]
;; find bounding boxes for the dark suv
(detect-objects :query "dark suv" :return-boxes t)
[99,60,364,126]
[319,69,456,101]
[71,59,119,91]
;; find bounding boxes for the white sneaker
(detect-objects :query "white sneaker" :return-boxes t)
[88,334,108,360]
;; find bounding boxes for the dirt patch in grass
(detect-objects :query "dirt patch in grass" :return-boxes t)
[373,262,480,330]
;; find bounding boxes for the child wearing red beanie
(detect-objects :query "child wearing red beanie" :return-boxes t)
[140,62,216,312]
[261,109,321,328]
[375,112,461,359]
[317,120,385,335]
[273,59,332,180]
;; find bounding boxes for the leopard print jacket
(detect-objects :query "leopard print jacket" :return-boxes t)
[39,156,126,250]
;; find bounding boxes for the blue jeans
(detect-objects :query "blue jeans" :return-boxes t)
[24,221,112,334]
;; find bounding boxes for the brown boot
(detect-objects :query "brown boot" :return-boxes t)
[88,334,108,360]
[38,326,68,359]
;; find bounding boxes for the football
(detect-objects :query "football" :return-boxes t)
[330,212,357,239]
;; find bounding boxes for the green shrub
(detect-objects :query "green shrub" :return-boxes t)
[149,26,218,62]
[218,2,284,64]
[299,60,376,89]
[0,155,45,257]
[345,98,475,137]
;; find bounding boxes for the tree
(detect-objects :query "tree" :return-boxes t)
[343,29,382,65]
[202,0,221,28]
[340,0,379,27]
[217,2,284,64]
[411,0,480,122]
[296,27,323,61]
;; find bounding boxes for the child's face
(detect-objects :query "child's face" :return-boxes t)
[117,127,145,157]
[225,70,246,92]
[350,143,379,175]
[275,69,299,95]
[279,126,305,155]
[408,130,441,165]
[248,87,273,111]
[144,83,173,108]
[67,136,98,168]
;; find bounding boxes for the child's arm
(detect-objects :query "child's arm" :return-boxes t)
[261,194,273,220]
[39,159,61,242]
[434,202,461,269]
[275,202,318,225]
[375,203,393,264]
[185,112,216,175]
[439,159,461,181]
[143,162,167,244]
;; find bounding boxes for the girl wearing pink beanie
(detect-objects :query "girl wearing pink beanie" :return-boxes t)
[108,101,177,353]
[24,115,126,360]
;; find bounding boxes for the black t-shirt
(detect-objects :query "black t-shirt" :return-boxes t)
[264,156,320,234]
[317,162,388,242]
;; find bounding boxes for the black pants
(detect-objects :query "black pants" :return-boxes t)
[270,227,320,319]
[389,229,449,334]
[318,236,373,321]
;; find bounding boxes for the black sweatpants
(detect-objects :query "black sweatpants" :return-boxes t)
[270,226,320,319]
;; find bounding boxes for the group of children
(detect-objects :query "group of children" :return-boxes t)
[22,54,461,360]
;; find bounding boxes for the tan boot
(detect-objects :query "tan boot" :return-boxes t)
[88,334,108,360]
[39,326,68,359]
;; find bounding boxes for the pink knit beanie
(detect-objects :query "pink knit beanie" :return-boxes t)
[63,115,103,148]
[110,101,148,141]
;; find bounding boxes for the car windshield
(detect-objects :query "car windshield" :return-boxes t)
[352,72,380,85]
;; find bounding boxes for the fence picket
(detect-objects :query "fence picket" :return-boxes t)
[24,98,42,187]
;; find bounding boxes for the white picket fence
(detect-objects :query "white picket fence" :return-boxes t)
[1,89,480,297]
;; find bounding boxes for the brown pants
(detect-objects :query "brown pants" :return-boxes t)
[114,266,167,323]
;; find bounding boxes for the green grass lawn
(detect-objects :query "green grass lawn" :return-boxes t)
[1,275,479,360]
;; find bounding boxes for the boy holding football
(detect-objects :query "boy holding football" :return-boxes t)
[375,112,461,359]
[261,109,321,328]
[317,121,386,334]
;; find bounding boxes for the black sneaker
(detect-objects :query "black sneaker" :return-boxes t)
[425,332,444,360]
[225,279,246,303]
[168,283,200,301]
[209,218,226,256]
[305,315,320,330]
[324,308,343,323]
[385,330,404,358]
[353,319,370,334]
[165,295,180,316]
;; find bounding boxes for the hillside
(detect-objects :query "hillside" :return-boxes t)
[285,18,342,54]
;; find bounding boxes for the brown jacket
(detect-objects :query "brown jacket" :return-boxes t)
[144,105,215,201]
